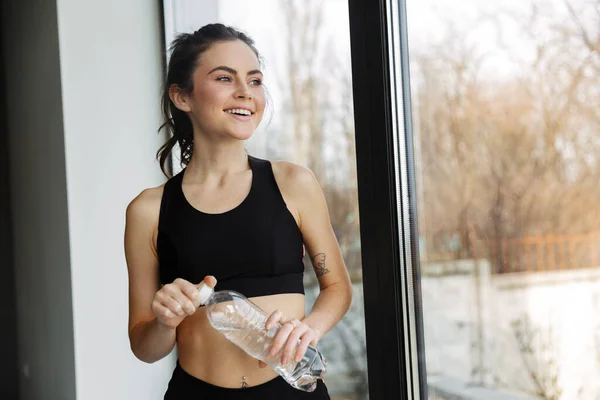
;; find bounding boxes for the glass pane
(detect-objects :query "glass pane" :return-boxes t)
[162,1,369,398]
[405,0,600,398]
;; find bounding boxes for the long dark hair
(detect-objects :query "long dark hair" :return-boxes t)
[157,23,262,178]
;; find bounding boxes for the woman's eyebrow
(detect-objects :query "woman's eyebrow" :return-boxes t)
[207,66,263,76]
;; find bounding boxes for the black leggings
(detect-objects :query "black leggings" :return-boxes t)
[164,362,331,400]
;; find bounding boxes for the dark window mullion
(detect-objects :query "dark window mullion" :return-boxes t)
[347,0,408,399]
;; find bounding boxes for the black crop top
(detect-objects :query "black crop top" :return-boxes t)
[157,155,305,297]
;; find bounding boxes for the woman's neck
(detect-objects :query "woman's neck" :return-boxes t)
[185,140,249,182]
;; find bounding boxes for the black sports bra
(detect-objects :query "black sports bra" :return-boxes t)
[156,155,305,297]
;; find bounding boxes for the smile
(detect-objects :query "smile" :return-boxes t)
[225,108,253,116]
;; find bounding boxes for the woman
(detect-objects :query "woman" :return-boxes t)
[124,23,353,399]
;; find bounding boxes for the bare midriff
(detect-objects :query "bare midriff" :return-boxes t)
[176,293,306,388]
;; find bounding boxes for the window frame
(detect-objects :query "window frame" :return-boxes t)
[347,0,427,398]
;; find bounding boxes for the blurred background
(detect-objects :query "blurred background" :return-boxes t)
[408,0,600,399]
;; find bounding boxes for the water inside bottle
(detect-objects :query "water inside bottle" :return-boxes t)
[211,320,327,392]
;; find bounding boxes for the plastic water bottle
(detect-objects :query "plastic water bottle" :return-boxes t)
[197,283,327,392]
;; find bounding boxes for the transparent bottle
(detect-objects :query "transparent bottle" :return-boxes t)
[197,283,327,392]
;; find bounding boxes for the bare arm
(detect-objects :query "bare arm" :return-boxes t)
[293,168,353,337]
[266,162,353,363]
[126,185,220,364]
[125,188,186,363]
[128,318,177,364]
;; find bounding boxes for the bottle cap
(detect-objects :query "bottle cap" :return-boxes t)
[197,282,214,305]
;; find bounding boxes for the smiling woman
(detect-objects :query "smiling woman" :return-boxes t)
[124,23,353,399]
[167,42,266,147]
[156,26,266,176]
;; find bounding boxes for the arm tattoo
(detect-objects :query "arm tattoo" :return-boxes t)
[310,253,330,277]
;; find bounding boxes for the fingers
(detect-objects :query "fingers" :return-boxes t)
[270,321,295,360]
[151,278,211,330]
[201,275,217,288]
[154,279,197,319]
[269,318,319,364]
[163,283,196,315]
[294,329,317,362]
[155,290,185,317]
[154,276,217,324]
[152,301,178,320]
[281,320,307,364]
[175,279,202,308]
[265,310,285,331]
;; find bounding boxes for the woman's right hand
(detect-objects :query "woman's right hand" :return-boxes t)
[151,276,217,329]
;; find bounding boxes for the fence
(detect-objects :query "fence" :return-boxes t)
[423,230,600,274]
[489,232,600,274]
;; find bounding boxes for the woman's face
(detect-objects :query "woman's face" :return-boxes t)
[181,40,266,142]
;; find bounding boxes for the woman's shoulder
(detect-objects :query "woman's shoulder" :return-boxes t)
[271,160,319,189]
[270,160,323,203]
[125,183,166,226]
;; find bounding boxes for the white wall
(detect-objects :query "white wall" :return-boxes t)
[2,0,76,398]
[4,0,223,398]
[55,0,176,398]
[162,0,219,175]
[423,261,600,399]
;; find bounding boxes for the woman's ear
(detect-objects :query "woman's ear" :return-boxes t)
[169,84,192,113]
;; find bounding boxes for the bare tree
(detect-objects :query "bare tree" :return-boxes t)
[412,0,600,266]
[279,0,326,178]
[277,0,361,277]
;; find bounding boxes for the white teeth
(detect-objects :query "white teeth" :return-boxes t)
[226,108,251,116]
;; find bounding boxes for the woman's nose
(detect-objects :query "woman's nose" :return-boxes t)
[235,83,252,99]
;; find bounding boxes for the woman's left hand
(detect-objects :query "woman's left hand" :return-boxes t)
[258,310,322,368]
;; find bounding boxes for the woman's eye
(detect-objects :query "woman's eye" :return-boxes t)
[250,79,263,86]
[217,76,232,82]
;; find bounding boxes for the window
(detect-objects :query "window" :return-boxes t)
[405,0,600,398]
